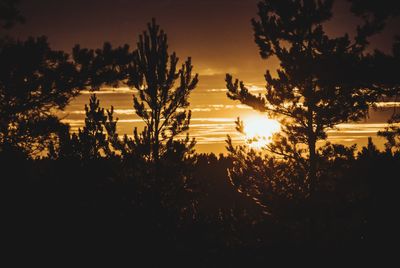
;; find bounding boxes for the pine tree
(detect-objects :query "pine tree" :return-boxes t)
[72,42,133,90]
[0,36,80,156]
[71,20,198,161]
[226,0,381,198]
[51,94,119,160]
[125,19,198,161]
[351,1,400,154]
[378,114,400,152]
[376,38,400,153]
[75,94,117,159]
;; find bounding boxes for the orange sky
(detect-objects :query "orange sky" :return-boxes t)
[9,0,400,153]
[11,0,399,88]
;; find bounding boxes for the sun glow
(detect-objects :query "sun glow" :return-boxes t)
[242,114,281,149]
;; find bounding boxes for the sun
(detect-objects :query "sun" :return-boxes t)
[242,114,281,149]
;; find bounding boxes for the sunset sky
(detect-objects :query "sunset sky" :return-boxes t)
[10,0,400,153]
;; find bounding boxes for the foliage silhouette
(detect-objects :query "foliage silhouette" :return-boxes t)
[226,0,385,205]
[69,21,201,229]
[0,0,24,29]
[349,0,400,32]
[349,0,400,152]
[5,141,399,263]
[375,38,400,152]
[72,42,133,90]
[49,94,119,160]
[126,19,198,162]
[378,113,400,152]
[73,19,198,162]
[1,2,399,263]
[0,36,80,156]
[226,136,307,217]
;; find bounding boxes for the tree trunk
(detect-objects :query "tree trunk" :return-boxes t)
[307,105,317,198]
[307,108,318,244]
[153,110,160,162]
[153,134,159,161]
[308,136,316,198]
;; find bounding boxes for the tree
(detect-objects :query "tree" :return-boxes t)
[71,20,198,161]
[0,36,80,156]
[375,38,400,153]
[350,1,400,154]
[125,19,198,161]
[75,94,117,159]
[349,0,400,29]
[0,0,24,30]
[72,42,133,90]
[50,94,119,160]
[226,136,308,216]
[226,0,381,199]
[378,113,400,153]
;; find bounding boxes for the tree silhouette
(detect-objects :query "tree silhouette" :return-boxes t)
[0,36,80,156]
[49,94,119,160]
[76,94,117,158]
[72,20,198,162]
[125,19,198,161]
[72,42,133,90]
[378,113,400,152]
[349,0,400,31]
[226,0,381,199]
[226,136,308,216]
[0,0,24,29]
[376,37,400,153]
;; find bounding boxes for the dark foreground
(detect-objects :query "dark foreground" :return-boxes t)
[2,148,399,266]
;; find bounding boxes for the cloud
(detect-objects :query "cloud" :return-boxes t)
[205,85,264,92]
[375,102,400,108]
[80,87,133,94]
[199,67,238,76]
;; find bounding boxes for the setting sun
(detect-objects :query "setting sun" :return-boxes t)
[242,114,281,149]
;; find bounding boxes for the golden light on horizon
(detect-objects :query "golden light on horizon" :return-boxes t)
[243,114,281,149]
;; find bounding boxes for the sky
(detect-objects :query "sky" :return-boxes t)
[8,0,400,153]
[12,0,266,86]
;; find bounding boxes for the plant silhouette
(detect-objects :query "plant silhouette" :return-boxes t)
[2,1,400,263]
[50,94,119,160]
[0,36,80,156]
[0,0,24,29]
[73,19,198,162]
[126,19,198,162]
[226,0,386,202]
